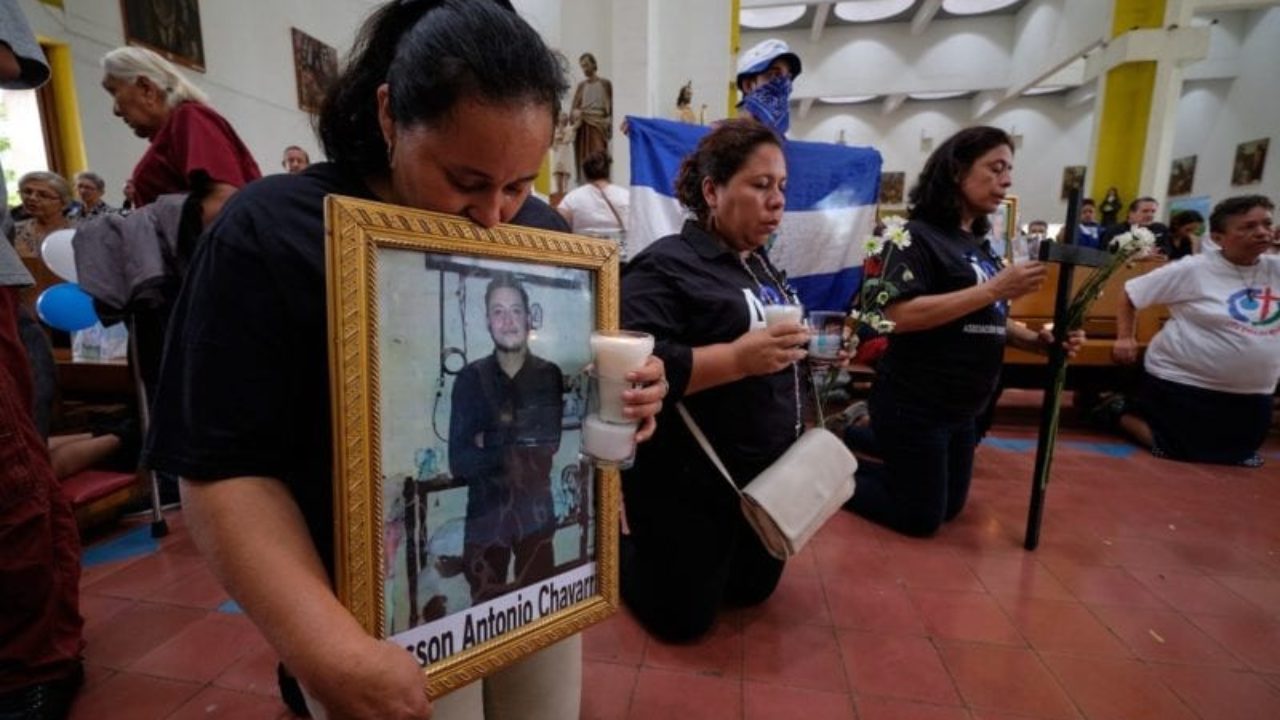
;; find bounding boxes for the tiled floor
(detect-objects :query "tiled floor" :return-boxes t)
[68,411,1280,719]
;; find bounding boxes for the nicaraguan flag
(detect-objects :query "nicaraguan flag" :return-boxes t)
[627,116,882,311]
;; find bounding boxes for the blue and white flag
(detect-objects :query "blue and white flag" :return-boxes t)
[627,116,883,311]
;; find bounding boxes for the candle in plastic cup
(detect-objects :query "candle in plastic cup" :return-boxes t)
[807,310,845,359]
[590,331,653,424]
[582,413,637,466]
[763,303,804,328]
[595,375,633,423]
[590,330,654,379]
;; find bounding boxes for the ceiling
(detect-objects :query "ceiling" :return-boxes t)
[740,0,1031,31]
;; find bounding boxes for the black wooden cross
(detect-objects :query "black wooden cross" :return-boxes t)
[1023,188,1113,550]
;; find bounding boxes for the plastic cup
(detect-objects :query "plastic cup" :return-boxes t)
[807,311,846,359]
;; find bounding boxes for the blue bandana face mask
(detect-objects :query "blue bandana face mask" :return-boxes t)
[741,75,793,135]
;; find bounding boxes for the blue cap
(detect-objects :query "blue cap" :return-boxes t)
[736,39,802,91]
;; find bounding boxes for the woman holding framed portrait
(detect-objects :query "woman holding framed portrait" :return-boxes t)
[143,1,666,718]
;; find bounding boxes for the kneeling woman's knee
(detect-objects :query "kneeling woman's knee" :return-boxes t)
[630,599,717,643]
[897,513,944,538]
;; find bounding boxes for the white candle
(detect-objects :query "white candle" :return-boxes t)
[595,375,632,424]
[582,413,637,465]
[763,303,804,328]
[590,331,654,424]
[590,330,654,379]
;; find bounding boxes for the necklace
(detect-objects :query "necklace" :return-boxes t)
[736,251,803,438]
[1225,253,1263,303]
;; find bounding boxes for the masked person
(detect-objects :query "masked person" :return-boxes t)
[735,38,801,136]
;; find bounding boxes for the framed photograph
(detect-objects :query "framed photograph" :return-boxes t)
[1060,166,1086,201]
[989,194,1019,262]
[878,171,905,206]
[291,28,339,114]
[326,196,622,697]
[120,0,205,71]
[1168,156,1196,196]
[1232,138,1269,186]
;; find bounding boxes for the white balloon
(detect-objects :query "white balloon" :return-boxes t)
[40,228,78,283]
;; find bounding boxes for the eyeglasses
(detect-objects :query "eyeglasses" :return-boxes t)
[19,187,62,202]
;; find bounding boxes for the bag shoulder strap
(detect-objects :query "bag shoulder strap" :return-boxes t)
[594,185,625,231]
[676,402,742,498]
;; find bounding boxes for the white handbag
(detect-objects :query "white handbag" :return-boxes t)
[677,403,857,560]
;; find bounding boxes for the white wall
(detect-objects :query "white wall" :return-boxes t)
[1170,8,1280,206]
[18,0,375,201]
[791,94,1096,225]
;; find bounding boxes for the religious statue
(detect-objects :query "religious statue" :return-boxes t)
[570,52,612,185]
[674,82,697,124]
[551,113,574,196]
[1100,187,1122,226]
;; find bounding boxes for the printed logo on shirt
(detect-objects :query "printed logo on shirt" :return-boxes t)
[743,289,767,329]
[1226,286,1280,331]
[965,250,1008,318]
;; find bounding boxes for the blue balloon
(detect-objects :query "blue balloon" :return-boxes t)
[36,283,99,332]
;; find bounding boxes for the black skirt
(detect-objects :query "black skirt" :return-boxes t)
[1138,374,1273,465]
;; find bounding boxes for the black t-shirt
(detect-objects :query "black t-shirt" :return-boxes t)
[621,220,799,485]
[448,352,563,542]
[878,219,1008,417]
[143,162,569,576]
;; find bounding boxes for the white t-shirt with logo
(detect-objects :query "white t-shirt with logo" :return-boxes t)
[559,183,629,236]
[1125,250,1280,394]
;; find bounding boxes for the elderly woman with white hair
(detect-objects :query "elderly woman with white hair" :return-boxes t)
[100,46,260,225]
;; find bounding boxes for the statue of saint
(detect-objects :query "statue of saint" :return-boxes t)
[674,82,697,124]
[570,52,612,185]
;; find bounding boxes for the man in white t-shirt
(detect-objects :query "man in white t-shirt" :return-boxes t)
[1111,194,1278,466]
[557,152,630,257]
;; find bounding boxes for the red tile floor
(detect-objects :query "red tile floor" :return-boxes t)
[69,408,1280,719]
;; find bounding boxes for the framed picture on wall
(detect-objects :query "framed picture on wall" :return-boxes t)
[1231,138,1269,186]
[326,196,622,698]
[878,171,905,206]
[291,28,339,114]
[1168,155,1196,196]
[1060,166,1086,201]
[120,0,205,71]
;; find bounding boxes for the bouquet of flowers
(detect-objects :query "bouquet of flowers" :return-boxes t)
[812,216,913,420]
[1061,226,1157,332]
[854,215,914,337]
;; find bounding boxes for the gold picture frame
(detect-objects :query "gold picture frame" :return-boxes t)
[326,196,622,698]
[990,195,1019,262]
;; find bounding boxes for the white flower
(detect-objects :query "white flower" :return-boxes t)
[874,318,896,333]
[882,215,907,231]
[1109,226,1158,257]
[861,311,884,327]
[875,291,891,305]
[902,269,915,282]
[848,309,862,322]
[1131,226,1157,251]
[864,235,885,255]
[885,225,912,249]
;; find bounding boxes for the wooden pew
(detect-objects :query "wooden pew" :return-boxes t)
[1003,257,1170,367]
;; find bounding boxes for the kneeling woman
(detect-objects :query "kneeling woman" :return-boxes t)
[1113,195,1278,467]
[620,119,810,641]
[846,126,1081,538]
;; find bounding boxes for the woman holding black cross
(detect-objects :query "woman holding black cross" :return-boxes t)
[842,126,1083,538]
